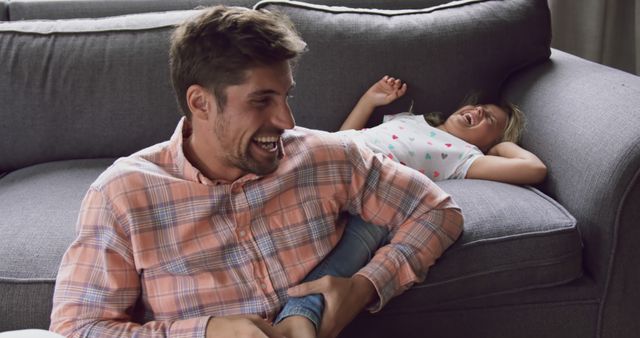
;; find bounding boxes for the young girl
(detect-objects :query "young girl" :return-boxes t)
[275,76,547,337]
[339,75,547,184]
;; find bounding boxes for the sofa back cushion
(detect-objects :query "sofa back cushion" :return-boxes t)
[255,0,552,131]
[6,0,253,20]
[0,11,202,172]
[0,1,6,21]
[0,0,550,172]
[7,0,462,21]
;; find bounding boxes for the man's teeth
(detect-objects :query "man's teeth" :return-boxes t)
[254,136,279,143]
[253,136,279,151]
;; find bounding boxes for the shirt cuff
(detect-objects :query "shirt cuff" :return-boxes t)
[169,316,211,338]
[355,246,416,313]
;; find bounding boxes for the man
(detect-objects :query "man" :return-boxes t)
[50,6,463,338]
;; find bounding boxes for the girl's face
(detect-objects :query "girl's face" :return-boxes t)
[440,104,508,152]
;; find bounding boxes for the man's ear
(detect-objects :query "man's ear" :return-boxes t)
[186,84,214,120]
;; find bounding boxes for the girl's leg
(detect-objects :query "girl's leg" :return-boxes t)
[274,215,389,330]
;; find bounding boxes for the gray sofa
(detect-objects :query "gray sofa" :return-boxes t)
[0,0,638,337]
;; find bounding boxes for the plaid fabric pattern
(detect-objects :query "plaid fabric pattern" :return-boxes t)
[50,119,462,337]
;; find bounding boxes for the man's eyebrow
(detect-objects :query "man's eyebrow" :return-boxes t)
[248,89,278,97]
[248,83,296,97]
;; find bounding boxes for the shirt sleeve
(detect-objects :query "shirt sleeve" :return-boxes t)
[450,148,484,179]
[382,111,412,123]
[50,187,211,338]
[343,139,464,311]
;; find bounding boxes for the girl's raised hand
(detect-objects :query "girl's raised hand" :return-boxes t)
[339,75,408,131]
[362,75,407,108]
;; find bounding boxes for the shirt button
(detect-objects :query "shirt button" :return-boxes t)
[260,283,268,290]
[239,230,247,237]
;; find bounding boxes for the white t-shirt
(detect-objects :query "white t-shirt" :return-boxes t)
[338,113,483,181]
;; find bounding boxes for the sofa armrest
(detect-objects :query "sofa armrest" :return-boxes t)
[503,49,640,336]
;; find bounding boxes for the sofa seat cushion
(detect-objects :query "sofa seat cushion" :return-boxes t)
[382,179,582,312]
[0,159,114,331]
[0,159,581,329]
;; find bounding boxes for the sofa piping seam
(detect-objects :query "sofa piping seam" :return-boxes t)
[254,0,491,17]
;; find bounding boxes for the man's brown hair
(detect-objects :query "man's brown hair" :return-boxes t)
[169,6,307,118]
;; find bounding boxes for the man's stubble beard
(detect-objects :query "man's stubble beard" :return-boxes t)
[215,112,280,177]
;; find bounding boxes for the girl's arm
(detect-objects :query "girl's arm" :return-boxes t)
[466,142,547,185]
[339,75,407,131]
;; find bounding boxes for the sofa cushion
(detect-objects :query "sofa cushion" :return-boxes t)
[0,10,202,172]
[0,159,114,331]
[0,162,581,330]
[6,0,472,21]
[383,179,582,311]
[0,1,6,21]
[279,0,458,10]
[254,0,552,131]
[6,0,254,20]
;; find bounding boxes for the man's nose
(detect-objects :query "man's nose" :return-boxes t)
[272,99,295,130]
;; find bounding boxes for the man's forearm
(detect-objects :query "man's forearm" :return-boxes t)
[351,274,377,309]
[356,206,463,312]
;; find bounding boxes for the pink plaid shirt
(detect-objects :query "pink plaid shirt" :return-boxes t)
[50,118,462,337]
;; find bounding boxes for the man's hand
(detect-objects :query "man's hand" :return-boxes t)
[206,315,287,338]
[287,275,377,338]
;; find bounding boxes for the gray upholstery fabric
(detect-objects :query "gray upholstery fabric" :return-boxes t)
[0,1,6,21]
[343,300,598,338]
[504,48,640,338]
[6,0,472,21]
[0,163,581,331]
[0,10,199,172]
[0,159,113,279]
[265,0,462,9]
[0,282,56,332]
[343,276,602,337]
[504,49,640,285]
[255,0,551,132]
[386,179,581,309]
[0,159,114,331]
[602,175,640,337]
[7,0,253,20]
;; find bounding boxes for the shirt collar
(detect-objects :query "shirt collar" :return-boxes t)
[169,117,274,186]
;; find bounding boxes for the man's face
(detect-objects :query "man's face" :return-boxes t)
[193,61,296,181]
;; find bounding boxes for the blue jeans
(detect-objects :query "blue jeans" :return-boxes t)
[274,215,389,330]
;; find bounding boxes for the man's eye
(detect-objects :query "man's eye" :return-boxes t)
[252,98,270,106]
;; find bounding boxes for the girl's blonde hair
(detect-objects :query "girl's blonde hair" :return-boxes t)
[422,92,525,145]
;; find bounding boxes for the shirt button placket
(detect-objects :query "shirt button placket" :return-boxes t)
[231,183,251,241]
